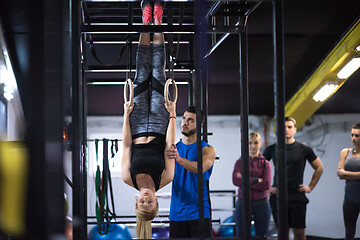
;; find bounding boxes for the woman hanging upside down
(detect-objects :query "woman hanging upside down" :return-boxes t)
[121,0,176,239]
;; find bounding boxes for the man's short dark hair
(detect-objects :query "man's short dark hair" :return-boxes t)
[185,106,205,124]
[352,122,360,129]
[285,117,297,128]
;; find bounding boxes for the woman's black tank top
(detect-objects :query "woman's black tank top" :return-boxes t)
[130,135,165,191]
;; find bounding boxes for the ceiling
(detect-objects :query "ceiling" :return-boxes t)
[1,0,360,118]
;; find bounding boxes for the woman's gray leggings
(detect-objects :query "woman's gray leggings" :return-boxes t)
[129,44,169,138]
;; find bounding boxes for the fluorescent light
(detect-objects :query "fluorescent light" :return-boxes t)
[313,82,338,102]
[337,57,360,79]
[0,83,14,101]
[356,45,360,52]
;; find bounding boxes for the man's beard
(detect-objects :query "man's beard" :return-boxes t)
[182,128,196,137]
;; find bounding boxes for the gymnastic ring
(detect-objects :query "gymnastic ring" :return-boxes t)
[164,78,178,106]
[124,78,134,107]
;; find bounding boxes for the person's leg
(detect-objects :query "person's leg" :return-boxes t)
[343,194,359,240]
[288,205,306,240]
[129,2,152,136]
[188,219,212,238]
[269,193,278,227]
[169,221,190,238]
[234,198,243,238]
[154,0,165,38]
[148,0,169,135]
[253,202,271,238]
[292,228,305,240]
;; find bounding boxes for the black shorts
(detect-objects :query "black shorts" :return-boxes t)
[169,219,212,238]
[288,204,307,229]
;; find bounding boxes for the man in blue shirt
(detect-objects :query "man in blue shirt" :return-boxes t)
[165,106,216,238]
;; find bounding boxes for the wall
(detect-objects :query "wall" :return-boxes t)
[79,113,360,238]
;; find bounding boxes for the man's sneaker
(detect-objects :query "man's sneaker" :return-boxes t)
[153,0,164,24]
[141,0,153,24]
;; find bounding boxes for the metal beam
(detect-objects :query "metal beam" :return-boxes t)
[285,17,360,128]
[273,1,288,240]
[81,24,244,34]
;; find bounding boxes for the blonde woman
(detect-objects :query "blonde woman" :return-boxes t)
[232,132,272,238]
[121,1,175,238]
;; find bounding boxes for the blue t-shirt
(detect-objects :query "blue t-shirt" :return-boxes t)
[169,140,213,221]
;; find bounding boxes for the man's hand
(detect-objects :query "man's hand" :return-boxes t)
[269,186,277,195]
[298,184,312,193]
[165,144,180,162]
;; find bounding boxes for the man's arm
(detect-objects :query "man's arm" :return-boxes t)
[263,146,277,195]
[298,157,323,193]
[165,145,216,174]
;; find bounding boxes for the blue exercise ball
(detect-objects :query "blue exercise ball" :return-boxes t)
[152,227,169,239]
[224,216,256,237]
[88,224,132,239]
[217,216,234,237]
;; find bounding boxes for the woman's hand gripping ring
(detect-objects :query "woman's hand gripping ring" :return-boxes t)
[164,78,178,106]
[124,78,134,107]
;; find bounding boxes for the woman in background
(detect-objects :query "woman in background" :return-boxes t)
[337,122,360,240]
[232,132,272,239]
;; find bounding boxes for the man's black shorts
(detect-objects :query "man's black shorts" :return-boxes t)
[169,219,212,238]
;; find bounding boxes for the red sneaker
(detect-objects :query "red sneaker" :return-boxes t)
[141,0,153,24]
[153,0,164,24]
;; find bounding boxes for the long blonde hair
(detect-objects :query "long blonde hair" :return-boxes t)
[135,202,159,239]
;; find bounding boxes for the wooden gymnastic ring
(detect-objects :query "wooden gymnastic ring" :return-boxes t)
[164,78,178,106]
[124,78,134,107]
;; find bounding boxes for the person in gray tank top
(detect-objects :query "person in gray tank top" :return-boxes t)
[337,122,360,240]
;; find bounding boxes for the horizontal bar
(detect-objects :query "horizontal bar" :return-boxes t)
[82,24,195,33]
[87,81,189,85]
[88,40,190,44]
[87,215,169,219]
[84,0,265,2]
[85,68,194,73]
[82,24,242,34]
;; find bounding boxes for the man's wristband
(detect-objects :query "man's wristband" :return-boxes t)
[169,116,176,119]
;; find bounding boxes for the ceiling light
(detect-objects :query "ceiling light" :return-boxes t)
[313,82,338,102]
[356,45,360,52]
[0,83,14,101]
[337,57,360,79]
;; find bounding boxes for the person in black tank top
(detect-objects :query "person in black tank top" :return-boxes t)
[337,122,360,240]
[121,1,177,239]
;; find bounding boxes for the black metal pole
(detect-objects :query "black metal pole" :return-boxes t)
[43,0,66,237]
[239,14,251,240]
[81,42,88,239]
[273,0,288,239]
[72,0,86,239]
[195,0,207,238]
[202,70,208,143]
[189,72,194,106]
